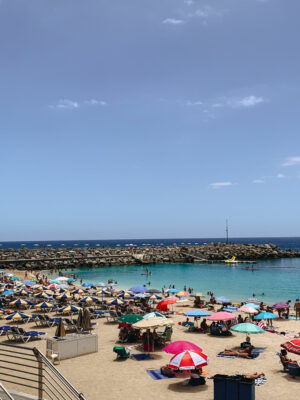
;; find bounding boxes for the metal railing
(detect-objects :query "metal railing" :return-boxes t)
[0,382,15,400]
[0,343,86,400]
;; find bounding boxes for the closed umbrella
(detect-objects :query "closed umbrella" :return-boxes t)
[168,350,209,370]
[163,341,202,354]
[77,309,83,329]
[55,318,66,337]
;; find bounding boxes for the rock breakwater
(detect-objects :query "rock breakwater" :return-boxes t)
[0,242,299,271]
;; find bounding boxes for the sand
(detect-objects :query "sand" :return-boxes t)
[1,270,300,399]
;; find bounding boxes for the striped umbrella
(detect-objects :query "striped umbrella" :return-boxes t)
[118,292,135,299]
[60,305,82,314]
[146,294,162,301]
[55,288,68,294]
[168,350,209,370]
[176,291,190,297]
[281,339,300,356]
[34,302,55,309]
[80,296,98,304]
[55,318,66,337]
[107,298,127,306]
[96,290,110,296]
[71,288,87,295]
[6,312,30,322]
[34,292,53,299]
[55,293,72,301]
[9,299,31,307]
[16,289,31,296]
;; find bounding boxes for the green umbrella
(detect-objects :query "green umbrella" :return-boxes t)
[118,314,143,324]
[230,323,264,334]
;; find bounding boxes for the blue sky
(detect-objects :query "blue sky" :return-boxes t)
[1,0,300,240]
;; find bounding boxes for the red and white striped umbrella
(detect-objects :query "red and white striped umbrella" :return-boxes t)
[168,350,209,370]
[281,339,300,355]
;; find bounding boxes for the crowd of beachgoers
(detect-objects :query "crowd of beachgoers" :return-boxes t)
[0,269,300,399]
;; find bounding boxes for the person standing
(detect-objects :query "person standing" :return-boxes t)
[294,299,300,319]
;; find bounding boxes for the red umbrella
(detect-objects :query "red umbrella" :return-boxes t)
[168,350,209,370]
[281,339,300,355]
[157,299,177,310]
[163,341,203,354]
[207,311,236,321]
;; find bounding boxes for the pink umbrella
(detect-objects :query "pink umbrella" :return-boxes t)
[207,311,236,321]
[238,306,258,314]
[169,350,209,370]
[273,302,289,309]
[163,341,203,354]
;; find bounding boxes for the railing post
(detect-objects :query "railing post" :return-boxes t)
[33,348,43,399]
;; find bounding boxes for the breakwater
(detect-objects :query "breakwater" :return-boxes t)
[0,243,300,271]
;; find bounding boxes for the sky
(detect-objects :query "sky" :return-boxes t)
[1,0,300,241]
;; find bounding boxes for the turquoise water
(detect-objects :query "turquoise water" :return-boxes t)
[60,258,300,304]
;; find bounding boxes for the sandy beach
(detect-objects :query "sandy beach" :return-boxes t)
[0,271,300,400]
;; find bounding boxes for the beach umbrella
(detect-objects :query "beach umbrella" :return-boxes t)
[107,298,127,306]
[16,289,31,296]
[146,294,162,301]
[72,288,87,295]
[281,339,300,356]
[50,280,60,284]
[273,302,290,309]
[0,290,14,296]
[82,308,92,331]
[55,318,66,337]
[118,292,135,299]
[244,303,260,309]
[193,293,206,298]
[118,314,143,324]
[95,282,107,288]
[48,283,58,290]
[129,285,147,293]
[207,312,236,321]
[60,305,82,314]
[254,312,277,320]
[238,306,258,314]
[55,288,68,294]
[168,350,209,370]
[6,312,30,322]
[216,297,231,304]
[143,312,166,319]
[80,296,98,304]
[10,277,20,281]
[4,273,14,277]
[82,282,93,287]
[56,277,69,281]
[57,284,70,290]
[34,292,52,299]
[223,306,238,312]
[147,289,161,294]
[132,317,174,329]
[96,290,110,296]
[176,291,190,297]
[245,298,260,305]
[9,299,31,307]
[168,288,179,294]
[32,284,47,290]
[230,323,264,335]
[135,293,146,298]
[56,293,72,301]
[34,302,54,309]
[163,341,203,354]
[22,280,35,287]
[184,310,211,318]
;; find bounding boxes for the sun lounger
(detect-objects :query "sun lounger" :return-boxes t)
[7,327,46,343]
[0,326,11,335]
[113,346,130,359]
[64,318,78,332]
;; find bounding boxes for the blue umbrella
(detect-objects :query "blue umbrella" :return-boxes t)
[143,312,166,319]
[223,306,237,312]
[50,280,60,284]
[82,282,93,287]
[216,297,231,304]
[1,290,14,296]
[129,285,147,293]
[184,310,211,318]
[22,280,35,286]
[168,288,179,294]
[57,284,69,289]
[254,312,278,320]
[135,293,146,298]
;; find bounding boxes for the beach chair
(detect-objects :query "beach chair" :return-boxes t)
[113,346,130,359]
[7,327,46,343]
[0,326,11,335]
[158,326,173,345]
[106,310,118,323]
[64,318,78,332]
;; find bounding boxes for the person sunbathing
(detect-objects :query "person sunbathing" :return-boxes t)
[221,346,254,359]
[160,365,176,377]
[244,372,265,379]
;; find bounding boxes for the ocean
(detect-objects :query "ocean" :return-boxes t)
[1,236,300,250]
[2,237,300,303]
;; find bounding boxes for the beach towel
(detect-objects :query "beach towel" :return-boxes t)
[217,352,259,359]
[132,353,152,361]
[252,347,266,354]
[255,377,267,386]
[147,369,176,380]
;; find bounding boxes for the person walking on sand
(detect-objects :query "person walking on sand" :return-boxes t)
[294,299,300,319]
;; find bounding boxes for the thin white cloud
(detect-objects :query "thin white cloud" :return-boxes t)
[185,100,203,106]
[236,95,265,108]
[277,173,287,179]
[210,181,234,189]
[184,0,194,6]
[163,18,184,25]
[84,99,107,106]
[50,99,79,110]
[282,156,300,167]
[253,179,265,184]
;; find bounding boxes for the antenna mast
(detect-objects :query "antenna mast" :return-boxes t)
[226,219,229,244]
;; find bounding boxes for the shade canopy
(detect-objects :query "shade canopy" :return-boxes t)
[168,350,209,370]
[163,341,202,354]
[207,312,236,321]
[132,317,173,329]
[281,339,300,355]
[230,323,264,334]
[184,310,211,318]
[254,312,277,320]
